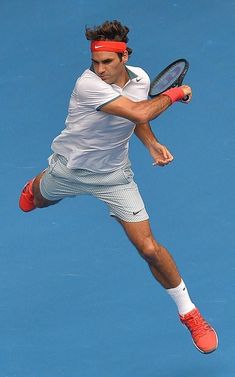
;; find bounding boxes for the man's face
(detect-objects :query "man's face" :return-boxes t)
[91,51,127,85]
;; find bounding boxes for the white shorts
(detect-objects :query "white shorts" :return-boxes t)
[40,154,149,223]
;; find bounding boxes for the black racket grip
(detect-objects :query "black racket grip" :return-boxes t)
[182,94,189,102]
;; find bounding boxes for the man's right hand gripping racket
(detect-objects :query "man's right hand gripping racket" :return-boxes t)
[149,58,190,102]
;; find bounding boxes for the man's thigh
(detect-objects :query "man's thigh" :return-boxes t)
[94,179,149,222]
[118,219,153,246]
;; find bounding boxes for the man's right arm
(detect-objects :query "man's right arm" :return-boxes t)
[100,85,192,124]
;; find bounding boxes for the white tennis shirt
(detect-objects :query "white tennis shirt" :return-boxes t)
[51,65,150,172]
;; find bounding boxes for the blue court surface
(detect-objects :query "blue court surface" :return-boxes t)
[1,1,235,376]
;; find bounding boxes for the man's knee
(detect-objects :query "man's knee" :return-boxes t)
[34,193,59,208]
[34,196,49,208]
[32,174,58,208]
[138,236,162,264]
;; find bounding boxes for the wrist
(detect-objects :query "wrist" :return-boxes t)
[162,87,185,104]
[149,140,161,151]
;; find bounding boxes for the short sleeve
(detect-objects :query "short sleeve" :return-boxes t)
[75,73,121,110]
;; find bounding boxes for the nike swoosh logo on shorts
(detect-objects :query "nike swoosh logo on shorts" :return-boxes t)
[133,209,142,215]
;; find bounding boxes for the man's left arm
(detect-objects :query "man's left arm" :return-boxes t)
[134,122,174,167]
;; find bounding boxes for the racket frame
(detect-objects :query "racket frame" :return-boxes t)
[149,58,189,98]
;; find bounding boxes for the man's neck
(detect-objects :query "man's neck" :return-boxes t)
[113,68,130,88]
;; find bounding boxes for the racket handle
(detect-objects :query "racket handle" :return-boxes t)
[182,95,189,102]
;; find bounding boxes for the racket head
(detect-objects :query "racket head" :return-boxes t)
[149,58,189,97]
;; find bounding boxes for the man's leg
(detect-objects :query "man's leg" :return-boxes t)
[118,218,218,354]
[32,171,60,208]
[119,219,181,289]
[19,170,60,212]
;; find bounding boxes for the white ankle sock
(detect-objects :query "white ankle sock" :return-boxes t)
[166,279,195,316]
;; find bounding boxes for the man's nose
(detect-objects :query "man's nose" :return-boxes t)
[97,63,105,74]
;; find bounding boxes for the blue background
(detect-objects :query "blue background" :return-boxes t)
[1,0,235,376]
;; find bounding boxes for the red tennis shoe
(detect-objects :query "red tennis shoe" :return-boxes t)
[180,307,218,354]
[19,179,36,212]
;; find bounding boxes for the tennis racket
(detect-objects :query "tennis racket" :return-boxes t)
[149,58,189,99]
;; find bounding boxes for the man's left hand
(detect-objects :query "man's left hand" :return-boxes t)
[149,143,174,167]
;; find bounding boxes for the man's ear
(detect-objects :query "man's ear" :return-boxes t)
[122,50,129,63]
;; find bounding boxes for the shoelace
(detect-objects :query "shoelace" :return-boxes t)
[23,182,33,197]
[183,312,211,340]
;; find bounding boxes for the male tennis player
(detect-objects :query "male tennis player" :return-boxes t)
[19,20,218,354]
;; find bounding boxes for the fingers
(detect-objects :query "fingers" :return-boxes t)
[166,149,174,160]
[160,147,174,163]
[152,160,171,167]
[151,144,174,167]
[180,85,192,104]
[181,84,192,96]
[153,155,174,167]
[162,147,168,159]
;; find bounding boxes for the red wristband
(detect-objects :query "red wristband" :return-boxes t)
[162,87,185,104]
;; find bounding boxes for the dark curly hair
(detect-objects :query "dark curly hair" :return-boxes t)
[85,20,133,57]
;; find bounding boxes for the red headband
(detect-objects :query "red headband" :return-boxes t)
[90,40,127,53]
